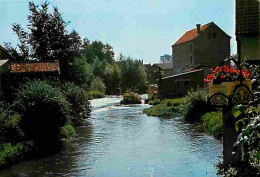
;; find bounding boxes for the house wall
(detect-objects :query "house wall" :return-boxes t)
[147,65,173,84]
[238,34,260,62]
[172,41,194,74]
[159,69,204,98]
[194,24,230,67]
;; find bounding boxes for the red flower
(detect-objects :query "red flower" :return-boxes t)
[221,75,225,79]
[230,69,234,74]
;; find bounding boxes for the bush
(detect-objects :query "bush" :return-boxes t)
[120,91,142,104]
[202,111,223,139]
[86,90,105,99]
[61,82,91,124]
[184,87,210,121]
[0,102,21,143]
[90,76,106,94]
[143,104,187,118]
[161,98,186,107]
[60,124,75,140]
[13,80,70,152]
[148,99,161,105]
[0,143,24,168]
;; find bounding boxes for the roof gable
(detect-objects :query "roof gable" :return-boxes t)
[9,61,60,73]
[173,23,210,46]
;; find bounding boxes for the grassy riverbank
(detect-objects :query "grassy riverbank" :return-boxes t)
[143,89,223,139]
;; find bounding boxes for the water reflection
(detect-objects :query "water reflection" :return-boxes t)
[0,96,222,177]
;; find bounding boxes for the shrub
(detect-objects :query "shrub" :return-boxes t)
[0,102,21,143]
[60,124,75,140]
[161,98,186,107]
[148,99,161,105]
[13,80,70,152]
[202,111,223,139]
[90,76,106,94]
[184,87,210,121]
[120,91,142,104]
[61,82,91,124]
[86,90,105,99]
[143,104,187,118]
[0,143,24,168]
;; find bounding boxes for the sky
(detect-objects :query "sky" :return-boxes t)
[0,0,235,64]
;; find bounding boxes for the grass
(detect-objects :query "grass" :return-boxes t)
[143,97,188,118]
[201,111,223,139]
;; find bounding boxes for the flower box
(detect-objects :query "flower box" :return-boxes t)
[209,80,251,96]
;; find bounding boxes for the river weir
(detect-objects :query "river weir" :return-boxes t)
[0,96,222,177]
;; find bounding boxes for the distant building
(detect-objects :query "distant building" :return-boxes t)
[172,22,231,77]
[236,0,260,64]
[146,62,173,84]
[159,22,231,98]
[160,54,172,63]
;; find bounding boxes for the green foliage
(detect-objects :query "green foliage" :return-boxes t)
[148,99,161,105]
[60,124,75,140]
[13,80,69,150]
[0,143,24,168]
[68,57,93,86]
[202,111,223,139]
[90,76,106,94]
[103,64,121,95]
[61,82,91,124]
[161,98,186,107]
[143,104,187,118]
[5,1,82,80]
[118,58,147,94]
[120,91,142,104]
[86,90,105,100]
[184,88,209,121]
[0,102,21,143]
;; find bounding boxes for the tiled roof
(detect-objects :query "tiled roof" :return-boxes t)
[236,0,259,35]
[9,61,60,73]
[173,23,211,46]
[155,62,173,69]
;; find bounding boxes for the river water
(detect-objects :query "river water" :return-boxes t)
[0,96,222,177]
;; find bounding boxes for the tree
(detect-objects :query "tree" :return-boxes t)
[5,1,81,80]
[118,57,147,94]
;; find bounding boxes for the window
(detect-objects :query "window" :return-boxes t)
[176,81,182,87]
[208,32,211,39]
[213,33,216,39]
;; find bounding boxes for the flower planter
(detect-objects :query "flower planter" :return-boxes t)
[209,80,251,96]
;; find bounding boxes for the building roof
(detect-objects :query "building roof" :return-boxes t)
[154,62,173,70]
[236,0,259,35]
[162,69,203,80]
[173,23,211,46]
[0,45,15,60]
[9,60,60,73]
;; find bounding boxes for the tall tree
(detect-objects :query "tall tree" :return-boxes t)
[5,1,81,80]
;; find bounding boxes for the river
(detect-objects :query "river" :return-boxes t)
[0,96,222,177]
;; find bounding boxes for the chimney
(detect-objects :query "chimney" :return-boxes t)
[196,24,201,34]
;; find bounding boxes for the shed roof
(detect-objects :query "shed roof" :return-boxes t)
[154,62,173,70]
[162,69,203,80]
